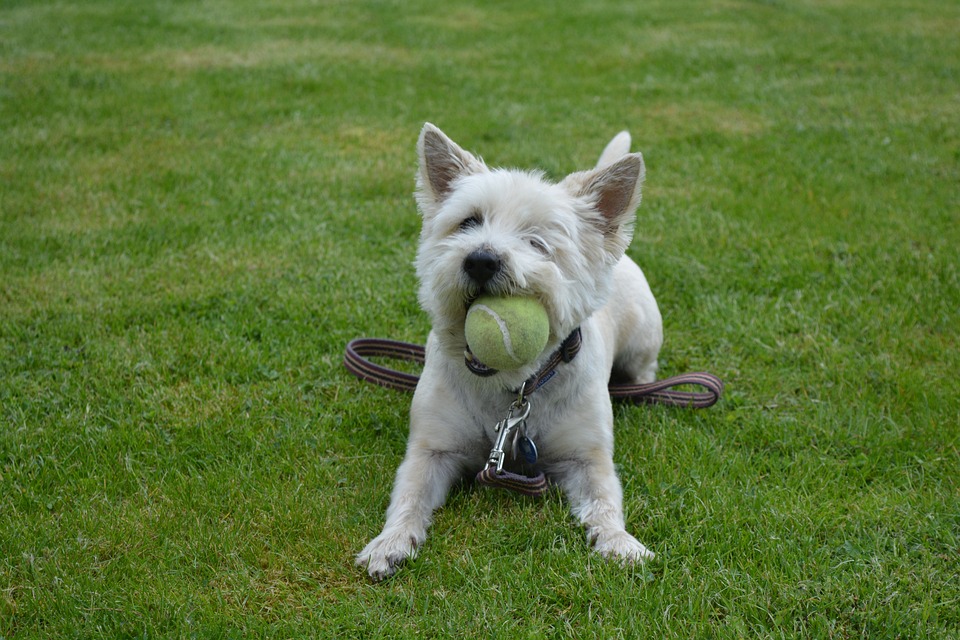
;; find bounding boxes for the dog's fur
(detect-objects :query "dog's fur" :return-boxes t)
[356,124,663,580]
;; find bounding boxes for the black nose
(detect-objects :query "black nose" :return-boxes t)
[463,250,501,285]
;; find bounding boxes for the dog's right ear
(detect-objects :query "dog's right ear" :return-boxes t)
[596,131,631,169]
[562,152,645,259]
[416,123,485,216]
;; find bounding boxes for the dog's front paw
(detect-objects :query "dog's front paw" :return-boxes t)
[592,529,655,564]
[356,529,422,580]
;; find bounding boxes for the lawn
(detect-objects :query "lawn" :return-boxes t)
[1,0,958,637]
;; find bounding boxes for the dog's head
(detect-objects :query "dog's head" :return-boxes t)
[414,123,645,360]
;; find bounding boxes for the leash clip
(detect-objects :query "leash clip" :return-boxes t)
[476,397,548,496]
[485,399,531,473]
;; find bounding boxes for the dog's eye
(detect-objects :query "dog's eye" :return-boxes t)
[458,215,482,231]
[529,237,549,254]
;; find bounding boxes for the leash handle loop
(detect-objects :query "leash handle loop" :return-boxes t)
[343,338,424,393]
[609,372,724,409]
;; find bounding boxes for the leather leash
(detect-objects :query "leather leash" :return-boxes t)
[344,337,724,408]
[344,336,723,497]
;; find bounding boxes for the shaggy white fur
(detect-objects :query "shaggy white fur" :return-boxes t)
[357,124,663,580]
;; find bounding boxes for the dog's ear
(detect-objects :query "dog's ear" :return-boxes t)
[416,123,485,216]
[564,152,645,257]
[596,131,631,168]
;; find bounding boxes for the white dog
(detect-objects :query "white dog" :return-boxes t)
[356,123,663,580]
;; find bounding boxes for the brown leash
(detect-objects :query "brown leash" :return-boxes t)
[344,337,724,408]
[344,336,723,497]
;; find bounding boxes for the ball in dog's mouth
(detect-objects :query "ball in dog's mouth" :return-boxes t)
[464,295,550,371]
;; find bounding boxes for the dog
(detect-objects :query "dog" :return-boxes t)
[356,123,663,580]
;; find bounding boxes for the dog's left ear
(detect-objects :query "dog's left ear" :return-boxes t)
[564,153,645,257]
[416,123,486,217]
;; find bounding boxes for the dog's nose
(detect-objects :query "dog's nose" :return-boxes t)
[463,250,501,285]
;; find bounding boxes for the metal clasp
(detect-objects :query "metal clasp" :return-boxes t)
[485,399,531,473]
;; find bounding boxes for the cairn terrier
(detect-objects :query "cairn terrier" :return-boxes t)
[356,123,662,580]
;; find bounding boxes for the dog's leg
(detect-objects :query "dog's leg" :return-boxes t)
[356,444,466,580]
[552,449,655,563]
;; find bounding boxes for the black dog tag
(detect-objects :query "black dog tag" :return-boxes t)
[516,435,538,464]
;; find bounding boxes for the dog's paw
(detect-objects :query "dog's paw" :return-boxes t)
[592,530,655,564]
[356,530,421,580]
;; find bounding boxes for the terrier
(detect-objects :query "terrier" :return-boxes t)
[356,124,663,580]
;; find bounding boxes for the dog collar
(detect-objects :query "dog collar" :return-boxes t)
[464,327,582,397]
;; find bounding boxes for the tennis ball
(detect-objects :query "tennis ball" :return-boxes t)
[465,295,550,370]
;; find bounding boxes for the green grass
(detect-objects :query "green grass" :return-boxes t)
[1,0,958,637]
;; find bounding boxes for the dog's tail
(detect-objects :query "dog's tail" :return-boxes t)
[596,131,631,168]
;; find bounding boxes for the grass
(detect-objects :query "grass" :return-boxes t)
[1,0,958,637]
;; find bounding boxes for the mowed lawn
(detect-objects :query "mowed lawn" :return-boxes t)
[1,0,958,637]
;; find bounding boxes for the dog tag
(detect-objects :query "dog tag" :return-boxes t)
[516,434,538,464]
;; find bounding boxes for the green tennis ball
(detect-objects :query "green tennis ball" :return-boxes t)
[465,295,550,370]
